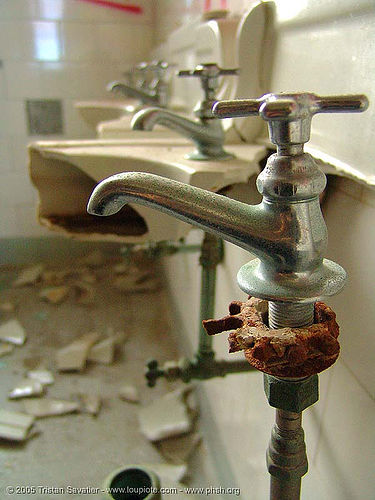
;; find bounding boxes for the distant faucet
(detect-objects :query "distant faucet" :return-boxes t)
[108,61,171,108]
[131,63,238,161]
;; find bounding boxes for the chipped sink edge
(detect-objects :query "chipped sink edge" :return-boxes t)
[29,140,266,243]
[29,140,266,190]
[307,146,375,189]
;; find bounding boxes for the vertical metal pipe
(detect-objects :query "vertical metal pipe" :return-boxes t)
[267,301,314,500]
[198,233,223,358]
[268,409,308,500]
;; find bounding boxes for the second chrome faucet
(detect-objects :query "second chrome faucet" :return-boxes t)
[131,63,238,161]
[108,60,171,108]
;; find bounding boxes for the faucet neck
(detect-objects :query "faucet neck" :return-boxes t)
[257,151,326,203]
[194,98,218,120]
[108,82,165,107]
[131,107,233,161]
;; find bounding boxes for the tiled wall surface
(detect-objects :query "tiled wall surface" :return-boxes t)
[0,0,154,239]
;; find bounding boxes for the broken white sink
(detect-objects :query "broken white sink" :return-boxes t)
[29,139,265,242]
[75,100,137,130]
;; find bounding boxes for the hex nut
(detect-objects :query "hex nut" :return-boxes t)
[264,374,319,412]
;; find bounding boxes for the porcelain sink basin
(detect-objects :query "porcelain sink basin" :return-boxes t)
[97,116,183,140]
[75,100,137,130]
[96,107,193,140]
[29,139,266,242]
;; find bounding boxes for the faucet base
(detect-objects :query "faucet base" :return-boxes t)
[237,258,346,303]
[185,149,235,161]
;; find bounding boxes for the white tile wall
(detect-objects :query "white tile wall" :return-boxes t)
[95,24,154,63]
[0,0,155,239]
[61,22,97,62]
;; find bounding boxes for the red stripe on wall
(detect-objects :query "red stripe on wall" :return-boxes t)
[204,0,212,12]
[77,0,143,15]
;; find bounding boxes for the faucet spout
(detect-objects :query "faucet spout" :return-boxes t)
[132,107,232,161]
[88,170,331,275]
[107,81,159,106]
[88,171,272,256]
[87,166,346,302]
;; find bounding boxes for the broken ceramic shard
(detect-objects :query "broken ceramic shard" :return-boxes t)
[56,332,101,371]
[8,379,44,399]
[23,398,80,417]
[77,393,101,416]
[118,384,140,404]
[0,343,15,357]
[39,286,70,304]
[0,319,27,345]
[158,432,202,464]
[27,369,54,386]
[87,337,115,364]
[113,273,161,293]
[0,409,35,441]
[139,388,192,442]
[74,282,95,305]
[13,264,44,287]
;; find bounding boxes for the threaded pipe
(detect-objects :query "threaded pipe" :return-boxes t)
[268,301,314,329]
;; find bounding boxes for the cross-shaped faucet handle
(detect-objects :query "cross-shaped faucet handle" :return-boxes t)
[178,63,238,99]
[212,92,369,145]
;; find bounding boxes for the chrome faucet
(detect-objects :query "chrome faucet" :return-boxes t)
[87,92,368,500]
[131,63,238,160]
[107,61,171,108]
[88,92,367,305]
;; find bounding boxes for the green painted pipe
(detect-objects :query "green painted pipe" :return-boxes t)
[198,233,223,359]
